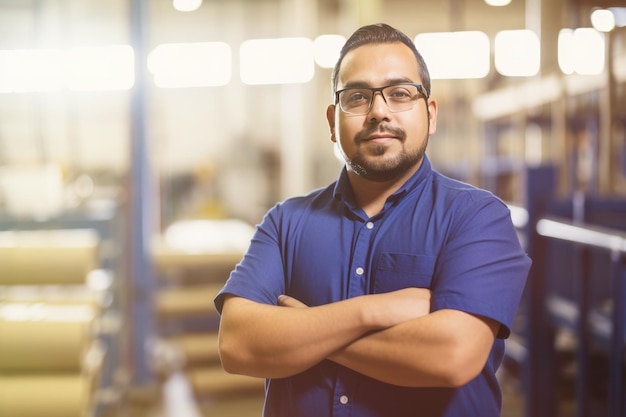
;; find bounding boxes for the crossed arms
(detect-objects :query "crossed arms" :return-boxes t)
[218,288,499,388]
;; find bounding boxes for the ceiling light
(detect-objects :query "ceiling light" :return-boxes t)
[240,38,314,85]
[414,31,490,79]
[173,0,202,12]
[148,42,231,88]
[495,30,540,77]
[558,28,605,75]
[484,0,511,6]
[66,45,135,91]
[313,35,345,69]
[591,9,616,32]
[0,49,63,93]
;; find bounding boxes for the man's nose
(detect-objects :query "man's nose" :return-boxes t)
[368,91,391,120]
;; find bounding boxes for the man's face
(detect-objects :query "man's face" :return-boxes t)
[327,42,437,182]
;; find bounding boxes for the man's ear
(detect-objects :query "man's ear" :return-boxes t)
[326,104,337,143]
[427,98,438,136]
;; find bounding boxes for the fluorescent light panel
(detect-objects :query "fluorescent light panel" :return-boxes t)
[67,45,134,91]
[484,0,511,5]
[591,8,626,32]
[591,9,616,32]
[313,35,345,69]
[495,30,540,77]
[240,37,315,85]
[148,42,231,88]
[173,0,202,12]
[558,28,605,75]
[0,49,64,93]
[0,46,134,93]
[414,31,490,79]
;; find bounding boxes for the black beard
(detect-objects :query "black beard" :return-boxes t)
[347,142,426,182]
[346,123,428,182]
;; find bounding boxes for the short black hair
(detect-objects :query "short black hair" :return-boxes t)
[331,23,431,98]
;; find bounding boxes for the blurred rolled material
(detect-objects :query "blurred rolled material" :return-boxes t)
[186,367,264,397]
[0,287,105,313]
[0,318,92,372]
[156,283,223,318]
[153,219,253,283]
[0,374,91,417]
[0,301,96,372]
[0,229,99,285]
[165,333,221,365]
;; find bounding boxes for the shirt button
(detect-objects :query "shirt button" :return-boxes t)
[340,395,349,405]
[355,267,364,275]
[366,221,374,229]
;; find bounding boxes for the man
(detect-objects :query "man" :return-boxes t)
[214,23,531,417]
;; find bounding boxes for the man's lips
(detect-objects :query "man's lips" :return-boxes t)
[362,134,397,143]
[356,124,406,144]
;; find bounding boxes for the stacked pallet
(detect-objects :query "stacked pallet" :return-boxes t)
[153,219,264,400]
[0,229,106,417]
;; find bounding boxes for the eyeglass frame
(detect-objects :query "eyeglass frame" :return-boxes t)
[334,82,429,116]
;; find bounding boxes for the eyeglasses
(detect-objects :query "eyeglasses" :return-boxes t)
[335,83,428,116]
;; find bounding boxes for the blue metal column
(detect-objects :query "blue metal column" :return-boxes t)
[573,245,591,417]
[524,165,558,417]
[608,250,625,417]
[129,0,155,385]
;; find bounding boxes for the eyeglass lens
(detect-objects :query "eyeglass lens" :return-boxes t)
[339,84,421,115]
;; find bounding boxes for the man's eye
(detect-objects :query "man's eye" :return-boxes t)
[387,88,412,99]
[347,92,369,103]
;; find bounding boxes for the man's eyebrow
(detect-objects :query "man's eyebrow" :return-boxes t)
[339,78,416,89]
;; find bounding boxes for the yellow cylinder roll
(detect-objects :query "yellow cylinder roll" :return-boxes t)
[166,333,221,365]
[156,283,223,318]
[0,375,90,417]
[186,367,264,397]
[0,229,99,285]
[0,319,91,372]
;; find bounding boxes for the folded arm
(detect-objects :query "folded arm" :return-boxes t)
[217,288,430,379]
[278,294,499,387]
[327,308,500,387]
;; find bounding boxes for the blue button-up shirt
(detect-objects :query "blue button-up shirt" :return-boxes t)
[215,155,531,417]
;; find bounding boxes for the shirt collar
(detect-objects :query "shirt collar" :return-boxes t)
[332,154,432,204]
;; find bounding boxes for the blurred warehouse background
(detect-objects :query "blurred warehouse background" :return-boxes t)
[0,0,624,416]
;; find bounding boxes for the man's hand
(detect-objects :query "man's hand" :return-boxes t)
[278,287,432,327]
[277,294,308,308]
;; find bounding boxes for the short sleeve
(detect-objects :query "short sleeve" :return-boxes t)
[431,196,531,338]
[214,205,286,313]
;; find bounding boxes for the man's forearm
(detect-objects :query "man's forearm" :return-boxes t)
[218,292,424,379]
[328,309,500,388]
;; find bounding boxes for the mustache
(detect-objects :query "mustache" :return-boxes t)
[355,123,406,143]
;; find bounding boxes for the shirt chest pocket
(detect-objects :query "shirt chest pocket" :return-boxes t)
[372,253,436,293]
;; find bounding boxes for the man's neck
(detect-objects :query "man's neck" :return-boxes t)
[347,163,420,218]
